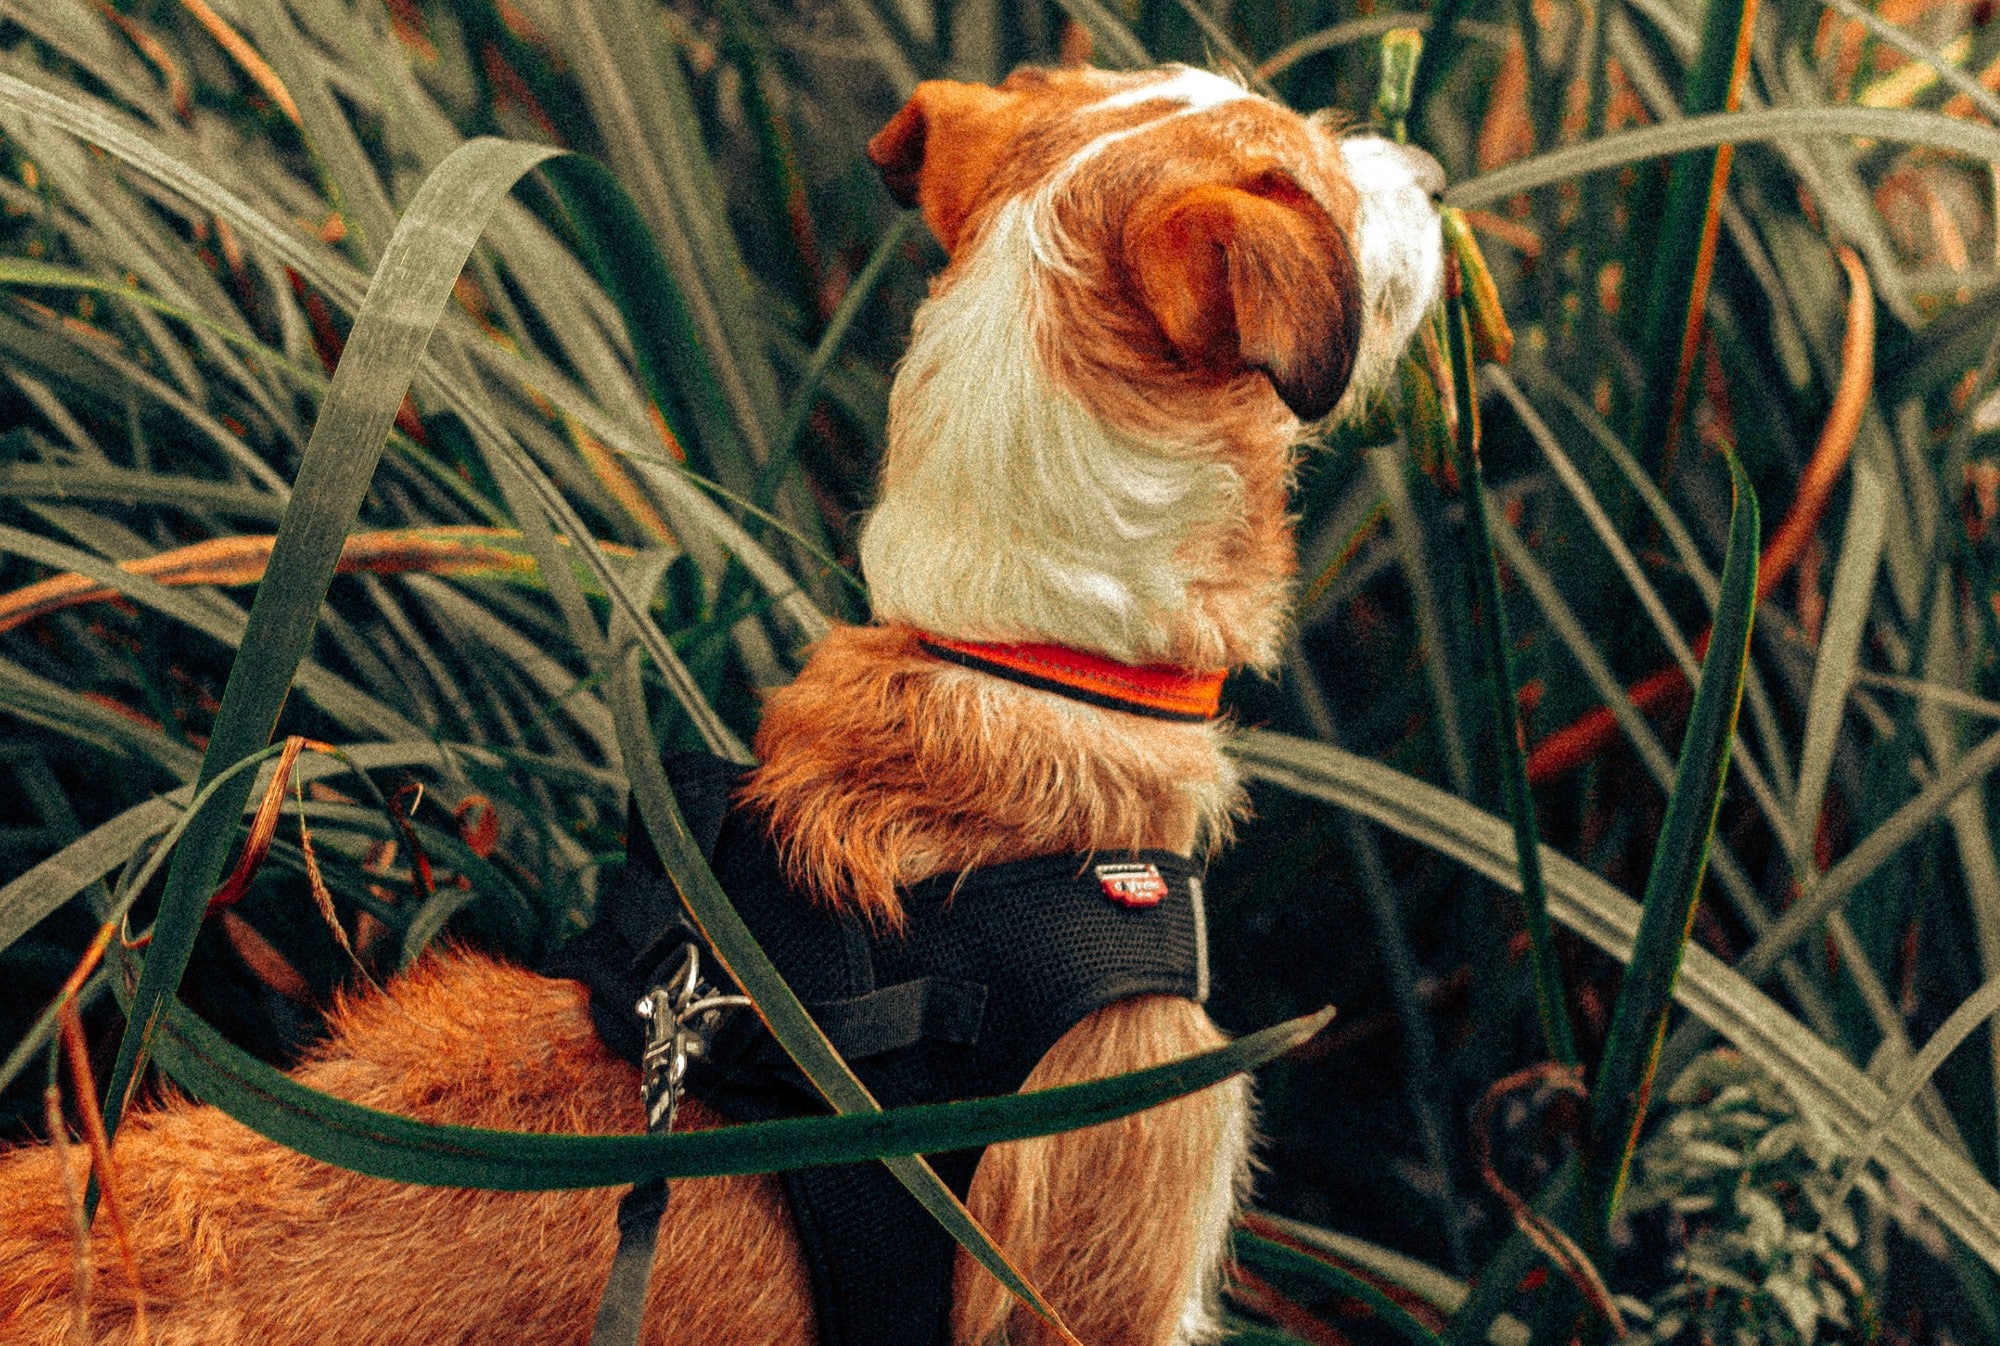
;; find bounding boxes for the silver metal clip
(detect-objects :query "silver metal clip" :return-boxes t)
[635,943,752,1134]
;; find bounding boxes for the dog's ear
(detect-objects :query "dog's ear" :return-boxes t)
[868,81,1023,252]
[1127,171,1363,421]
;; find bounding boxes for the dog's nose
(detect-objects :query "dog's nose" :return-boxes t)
[1396,143,1446,200]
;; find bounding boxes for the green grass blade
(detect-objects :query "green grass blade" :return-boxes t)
[234,0,397,263]
[1487,367,1697,681]
[1259,14,1511,83]
[1792,464,1885,858]
[1444,311,1576,1065]
[1822,0,2000,123]
[1706,721,2000,1001]
[558,0,782,474]
[0,463,285,522]
[0,741,291,1096]
[1250,1214,1530,1346]
[538,155,733,482]
[135,988,1327,1190]
[1624,0,1759,474]
[0,654,202,778]
[1836,977,2000,1204]
[756,212,919,512]
[1368,446,1472,795]
[1234,1231,1445,1346]
[0,740,606,959]
[96,137,561,1157]
[1448,107,2000,209]
[1579,449,1757,1245]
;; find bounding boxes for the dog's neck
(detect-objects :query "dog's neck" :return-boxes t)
[741,624,1245,925]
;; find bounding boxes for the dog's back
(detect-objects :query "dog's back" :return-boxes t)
[0,63,1442,1346]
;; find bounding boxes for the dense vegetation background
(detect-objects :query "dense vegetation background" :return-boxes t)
[4,0,2000,1341]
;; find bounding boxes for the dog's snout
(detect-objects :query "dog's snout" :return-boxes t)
[1339,133,1446,204]
[1396,143,1446,201]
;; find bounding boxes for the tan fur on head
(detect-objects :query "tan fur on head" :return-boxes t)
[857,64,1441,678]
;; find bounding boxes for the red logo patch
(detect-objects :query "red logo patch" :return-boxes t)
[1096,862,1167,907]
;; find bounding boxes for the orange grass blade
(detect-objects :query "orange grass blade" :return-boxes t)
[45,1072,92,1340]
[296,777,379,990]
[1523,248,1872,782]
[175,0,299,125]
[1655,0,1761,480]
[206,734,308,912]
[60,1007,148,1342]
[1758,247,1875,598]
[0,526,635,632]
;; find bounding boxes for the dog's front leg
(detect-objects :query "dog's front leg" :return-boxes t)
[952,995,1253,1346]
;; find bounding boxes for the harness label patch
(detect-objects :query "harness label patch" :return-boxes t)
[1096,862,1167,907]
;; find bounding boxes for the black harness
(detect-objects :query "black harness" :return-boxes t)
[545,752,1210,1345]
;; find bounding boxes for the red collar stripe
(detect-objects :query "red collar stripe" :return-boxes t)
[916,634,1227,723]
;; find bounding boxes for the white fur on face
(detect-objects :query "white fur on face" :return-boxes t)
[1333,135,1445,420]
[860,196,1243,665]
[1091,64,1250,113]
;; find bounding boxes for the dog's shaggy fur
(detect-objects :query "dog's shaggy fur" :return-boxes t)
[0,64,1442,1346]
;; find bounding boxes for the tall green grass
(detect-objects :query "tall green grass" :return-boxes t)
[5,0,2000,1340]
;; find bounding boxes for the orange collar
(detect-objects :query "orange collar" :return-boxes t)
[916,633,1227,722]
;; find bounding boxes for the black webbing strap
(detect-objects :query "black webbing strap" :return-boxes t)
[591,1181,668,1346]
[581,758,740,1346]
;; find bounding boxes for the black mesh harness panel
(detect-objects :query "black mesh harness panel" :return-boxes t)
[544,753,1210,1346]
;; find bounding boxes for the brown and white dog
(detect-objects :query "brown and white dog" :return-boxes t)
[0,63,1442,1346]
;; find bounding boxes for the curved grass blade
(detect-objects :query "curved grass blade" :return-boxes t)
[0,462,285,522]
[1579,450,1758,1247]
[1821,0,2000,128]
[1833,976,2000,1210]
[1792,464,1885,858]
[1729,724,2000,987]
[137,989,1328,1190]
[1258,14,1511,82]
[1448,107,2000,209]
[0,742,293,1097]
[1234,1230,1445,1346]
[96,137,562,1163]
[0,739,612,961]
[0,70,823,662]
[1246,1213,1530,1346]
[1228,729,2000,1271]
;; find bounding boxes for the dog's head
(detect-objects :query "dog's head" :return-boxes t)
[860,65,1443,672]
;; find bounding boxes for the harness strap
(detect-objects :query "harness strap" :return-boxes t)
[783,977,987,1057]
[590,1181,668,1346]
